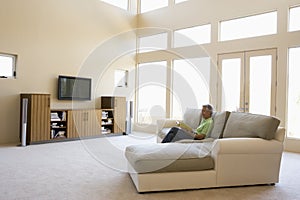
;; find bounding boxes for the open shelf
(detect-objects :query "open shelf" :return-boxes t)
[50,110,67,139]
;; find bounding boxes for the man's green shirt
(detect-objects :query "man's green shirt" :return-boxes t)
[195,117,213,136]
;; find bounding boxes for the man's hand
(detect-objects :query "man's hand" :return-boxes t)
[194,134,205,140]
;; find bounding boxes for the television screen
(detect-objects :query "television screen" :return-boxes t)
[58,75,91,100]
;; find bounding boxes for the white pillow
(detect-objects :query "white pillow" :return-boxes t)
[183,108,202,129]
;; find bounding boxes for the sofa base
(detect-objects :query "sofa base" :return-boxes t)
[128,152,282,193]
[129,170,278,193]
[129,170,217,193]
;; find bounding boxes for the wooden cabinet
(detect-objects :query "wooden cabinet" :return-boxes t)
[67,109,101,138]
[101,96,126,134]
[113,97,126,133]
[20,94,50,144]
[19,94,125,144]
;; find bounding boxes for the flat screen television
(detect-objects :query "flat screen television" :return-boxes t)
[58,75,92,101]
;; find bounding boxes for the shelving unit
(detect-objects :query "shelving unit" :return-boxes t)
[101,109,114,134]
[101,96,126,134]
[50,110,67,139]
[20,94,126,145]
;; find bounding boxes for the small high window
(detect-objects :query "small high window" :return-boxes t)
[101,0,128,10]
[220,11,277,41]
[175,0,188,4]
[174,24,211,47]
[139,33,168,53]
[140,0,168,13]
[289,6,300,32]
[0,53,17,79]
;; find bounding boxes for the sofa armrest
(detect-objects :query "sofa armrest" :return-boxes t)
[156,119,182,133]
[274,127,285,142]
[211,138,283,157]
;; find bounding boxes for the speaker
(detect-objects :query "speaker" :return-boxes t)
[125,101,133,134]
[21,98,28,146]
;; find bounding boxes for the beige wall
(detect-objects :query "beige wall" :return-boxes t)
[137,0,300,151]
[0,0,137,144]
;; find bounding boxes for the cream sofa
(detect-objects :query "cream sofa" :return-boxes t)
[125,110,285,193]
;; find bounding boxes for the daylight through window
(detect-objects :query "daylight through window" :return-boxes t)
[0,54,16,78]
[220,11,277,41]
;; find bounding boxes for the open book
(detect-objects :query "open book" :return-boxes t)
[176,121,194,132]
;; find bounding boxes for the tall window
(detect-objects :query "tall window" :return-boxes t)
[220,11,277,41]
[101,0,128,10]
[140,0,168,13]
[174,24,211,47]
[139,33,168,53]
[137,61,167,124]
[289,6,300,32]
[0,54,17,79]
[287,47,300,138]
[172,58,210,119]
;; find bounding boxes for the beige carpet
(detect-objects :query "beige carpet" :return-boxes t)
[0,133,299,200]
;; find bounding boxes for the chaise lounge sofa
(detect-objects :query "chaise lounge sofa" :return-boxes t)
[125,109,285,193]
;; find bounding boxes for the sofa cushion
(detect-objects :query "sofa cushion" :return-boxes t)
[208,111,231,139]
[157,128,171,140]
[125,143,214,173]
[183,108,202,129]
[222,112,280,140]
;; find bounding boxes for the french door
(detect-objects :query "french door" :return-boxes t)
[217,49,277,115]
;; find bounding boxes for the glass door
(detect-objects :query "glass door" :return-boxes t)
[287,47,300,138]
[218,49,277,115]
[245,49,277,115]
[218,53,245,112]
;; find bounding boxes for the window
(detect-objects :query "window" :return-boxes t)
[139,33,168,53]
[172,58,210,119]
[137,61,167,124]
[0,53,16,78]
[101,0,128,10]
[114,69,128,87]
[287,47,300,138]
[175,0,188,3]
[289,6,300,32]
[220,11,277,41]
[220,58,241,112]
[140,0,168,13]
[174,24,211,47]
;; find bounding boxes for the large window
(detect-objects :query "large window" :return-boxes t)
[0,53,16,79]
[139,33,168,53]
[287,47,300,138]
[137,61,167,124]
[289,6,300,32]
[172,58,210,119]
[220,11,277,41]
[140,0,168,13]
[174,24,211,47]
[101,0,128,10]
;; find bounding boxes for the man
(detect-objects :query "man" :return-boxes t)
[161,104,214,143]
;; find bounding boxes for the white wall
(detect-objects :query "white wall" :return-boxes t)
[0,0,137,144]
[137,0,300,151]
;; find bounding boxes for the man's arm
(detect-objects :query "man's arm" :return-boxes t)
[194,133,206,140]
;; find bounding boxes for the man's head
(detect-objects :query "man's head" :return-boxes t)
[202,104,213,119]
